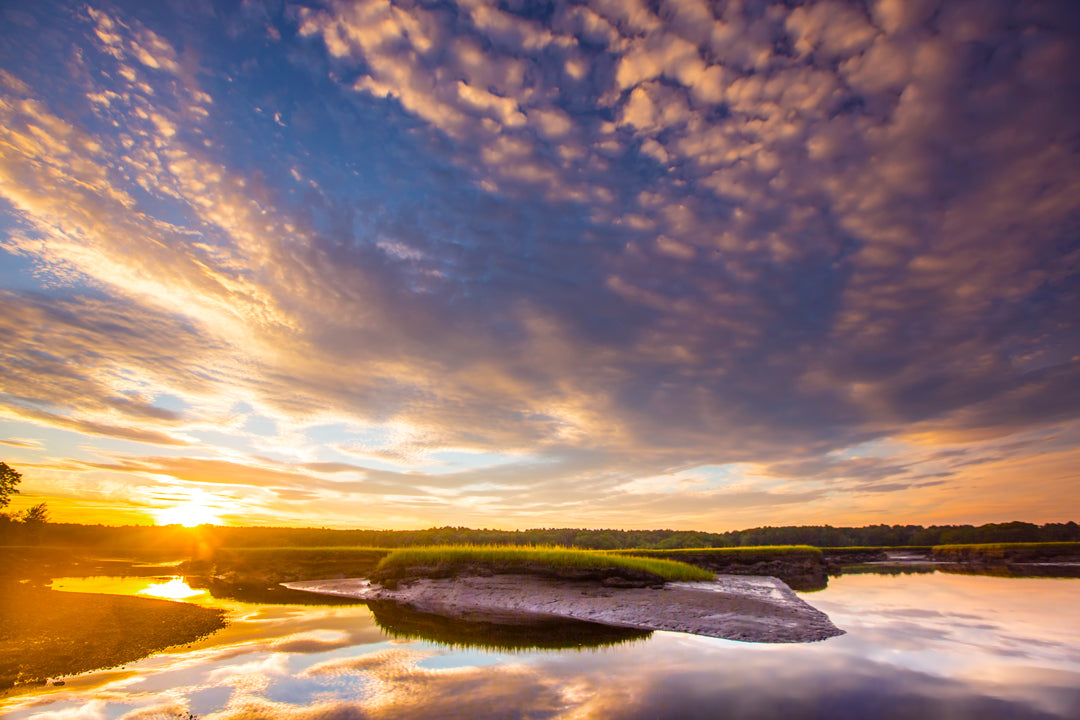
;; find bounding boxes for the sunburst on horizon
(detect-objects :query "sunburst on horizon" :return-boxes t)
[153,502,223,528]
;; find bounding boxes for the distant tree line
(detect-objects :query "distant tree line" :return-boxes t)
[1,519,1077,552]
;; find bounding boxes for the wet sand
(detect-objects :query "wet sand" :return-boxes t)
[285,574,843,643]
[0,587,226,691]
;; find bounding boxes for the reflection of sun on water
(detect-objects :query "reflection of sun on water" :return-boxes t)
[140,576,205,600]
[154,502,221,527]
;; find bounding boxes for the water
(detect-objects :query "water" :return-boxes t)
[3,572,1079,719]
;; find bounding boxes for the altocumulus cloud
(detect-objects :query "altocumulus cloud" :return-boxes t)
[0,0,1078,527]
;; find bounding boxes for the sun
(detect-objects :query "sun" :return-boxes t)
[154,502,222,527]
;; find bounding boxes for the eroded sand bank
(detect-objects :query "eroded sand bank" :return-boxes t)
[285,574,843,643]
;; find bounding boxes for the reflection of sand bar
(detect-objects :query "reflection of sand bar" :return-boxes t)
[285,574,844,643]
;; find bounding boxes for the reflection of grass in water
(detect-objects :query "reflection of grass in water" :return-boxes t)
[374,545,713,583]
[0,586,225,692]
[839,564,940,576]
[368,600,652,652]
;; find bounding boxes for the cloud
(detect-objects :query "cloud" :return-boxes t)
[0,291,223,445]
[0,0,1078,526]
[0,437,43,449]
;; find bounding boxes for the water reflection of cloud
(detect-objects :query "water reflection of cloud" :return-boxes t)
[119,700,192,719]
[4,575,1079,720]
[12,642,1080,720]
[812,574,1080,675]
[270,630,354,654]
[201,642,1080,720]
[208,654,290,690]
[594,658,1079,720]
[301,648,425,682]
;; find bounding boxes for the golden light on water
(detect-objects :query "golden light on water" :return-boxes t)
[140,577,205,600]
[154,502,222,528]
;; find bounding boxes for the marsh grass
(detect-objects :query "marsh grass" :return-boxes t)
[611,545,830,591]
[823,546,932,551]
[613,545,822,563]
[373,545,714,583]
[933,541,1080,552]
[932,541,1080,562]
[819,546,930,559]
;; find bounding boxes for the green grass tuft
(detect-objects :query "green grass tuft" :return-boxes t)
[374,545,714,583]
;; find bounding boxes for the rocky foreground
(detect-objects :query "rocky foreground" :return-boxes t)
[285,573,843,643]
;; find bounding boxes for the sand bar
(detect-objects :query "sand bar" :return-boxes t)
[285,574,843,643]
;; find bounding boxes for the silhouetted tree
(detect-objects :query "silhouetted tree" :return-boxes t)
[0,461,21,509]
[18,502,49,525]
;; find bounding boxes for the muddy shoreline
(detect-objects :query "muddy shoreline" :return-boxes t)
[286,573,843,643]
[0,586,226,692]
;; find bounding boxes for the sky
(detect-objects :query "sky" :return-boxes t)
[0,0,1078,531]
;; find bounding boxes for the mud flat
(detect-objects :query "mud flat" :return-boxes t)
[0,586,226,692]
[285,573,843,643]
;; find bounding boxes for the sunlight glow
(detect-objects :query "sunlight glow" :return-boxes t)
[140,576,206,600]
[154,502,222,527]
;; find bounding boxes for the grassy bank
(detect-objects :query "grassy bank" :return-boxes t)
[931,541,1080,563]
[613,546,828,591]
[616,545,821,562]
[372,545,714,586]
[0,587,225,691]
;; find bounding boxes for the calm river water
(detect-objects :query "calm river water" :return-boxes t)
[3,572,1079,719]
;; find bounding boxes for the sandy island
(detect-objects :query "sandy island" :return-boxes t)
[285,574,843,643]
